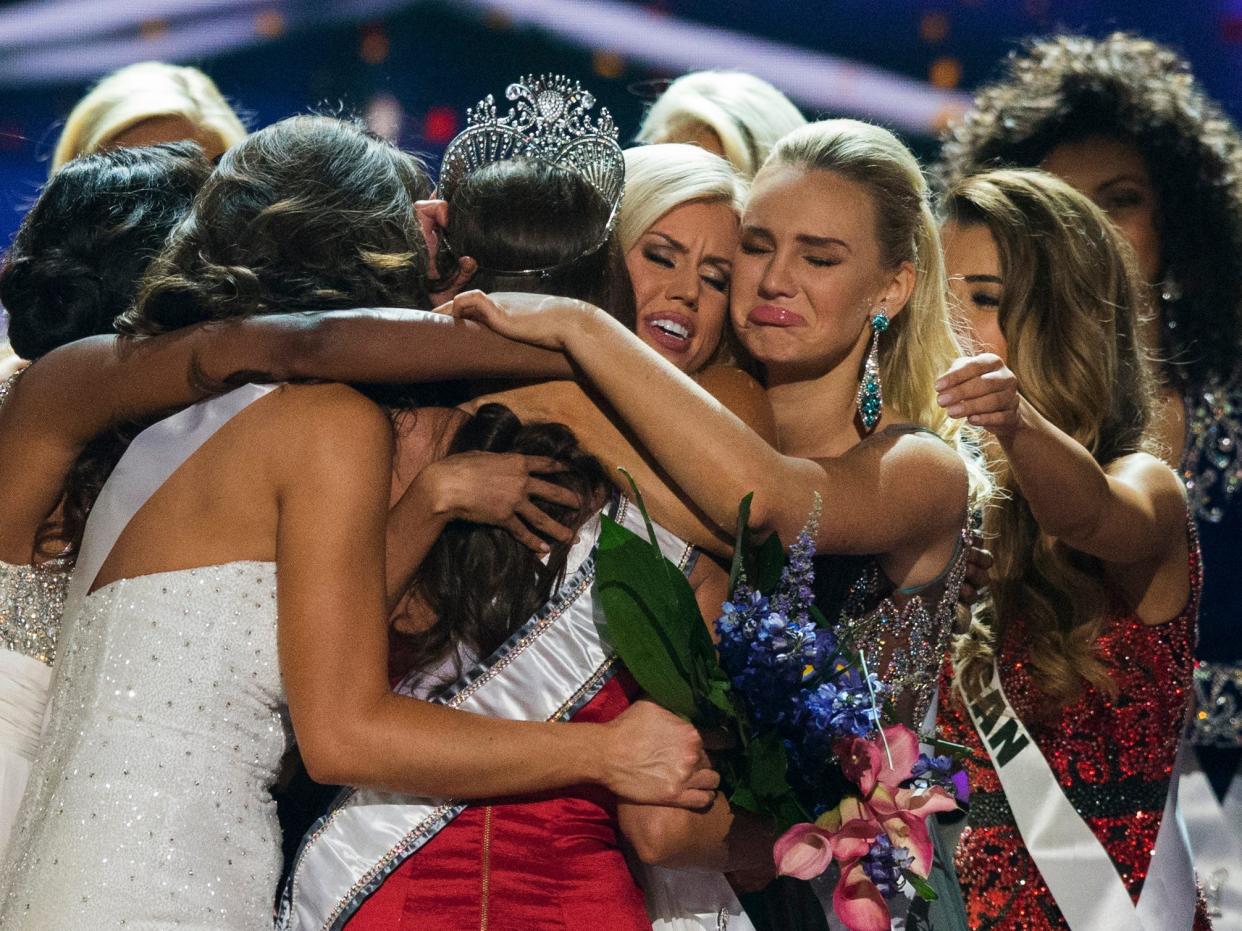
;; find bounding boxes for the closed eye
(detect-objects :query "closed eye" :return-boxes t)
[643,248,675,268]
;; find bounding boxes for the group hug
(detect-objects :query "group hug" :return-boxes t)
[0,27,1239,931]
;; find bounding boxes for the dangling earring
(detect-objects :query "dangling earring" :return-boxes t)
[856,302,889,433]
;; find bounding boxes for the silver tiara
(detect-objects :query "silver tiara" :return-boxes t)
[439,74,625,224]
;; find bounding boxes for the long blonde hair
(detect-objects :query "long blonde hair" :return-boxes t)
[944,169,1157,706]
[766,119,970,449]
[53,61,247,171]
[637,70,806,178]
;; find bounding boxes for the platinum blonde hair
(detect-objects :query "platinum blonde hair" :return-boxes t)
[52,61,247,171]
[618,143,747,252]
[636,70,806,178]
[766,119,992,501]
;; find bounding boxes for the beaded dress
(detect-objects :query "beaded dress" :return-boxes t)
[936,538,1209,930]
[1179,364,1242,927]
[0,371,70,858]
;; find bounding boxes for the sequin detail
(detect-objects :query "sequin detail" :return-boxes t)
[1182,364,1242,523]
[937,538,1210,930]
[835,524,971,726]
[1189,659,1242,748]
[0,561,290,929]
[0,372,69,668]
[0,560,68,666]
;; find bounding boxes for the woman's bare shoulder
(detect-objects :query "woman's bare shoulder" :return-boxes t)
[247,383,393,453]
[695,365,776,445]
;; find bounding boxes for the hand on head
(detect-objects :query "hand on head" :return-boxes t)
[413,451,579,553]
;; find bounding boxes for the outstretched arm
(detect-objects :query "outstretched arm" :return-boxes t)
[453,293,966,562]
[0,309,570,561]
[275,384,718,804]
[935,353,1187,567]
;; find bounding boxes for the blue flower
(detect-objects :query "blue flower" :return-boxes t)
[860,836,913,898]
[909,753,970,803]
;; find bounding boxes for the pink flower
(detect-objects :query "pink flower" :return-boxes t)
[771,726,961,931]
[773,823,836,880]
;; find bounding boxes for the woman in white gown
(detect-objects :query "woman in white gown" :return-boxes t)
[0,141,211,856]
[0,115,717,929]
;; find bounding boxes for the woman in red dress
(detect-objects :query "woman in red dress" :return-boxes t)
[934,169,1209,929]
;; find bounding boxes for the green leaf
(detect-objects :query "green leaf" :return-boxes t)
[907,872,939,902]
[617,467,662,552]
[728,783,760,814]
[751,531,786,594]
[729,492,755,591]
[596,517,698,718]
[747,730,793,799]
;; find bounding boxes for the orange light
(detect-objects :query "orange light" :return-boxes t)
[930,56,963,89]
[255,9,284,38]
[139,19,169,41]
[592,50,625,79]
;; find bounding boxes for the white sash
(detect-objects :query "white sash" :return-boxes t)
[963,662,1196,930]
[278,499,753,931]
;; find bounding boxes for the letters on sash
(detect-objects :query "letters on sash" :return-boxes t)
[965,686,1029,767]
[960,662,1195,931]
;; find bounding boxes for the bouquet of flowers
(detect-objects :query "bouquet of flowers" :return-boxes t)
[595,484,967,931]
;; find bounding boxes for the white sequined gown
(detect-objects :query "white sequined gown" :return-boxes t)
[0,561,290,930]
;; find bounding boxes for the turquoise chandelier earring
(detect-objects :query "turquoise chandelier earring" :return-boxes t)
[856,302,889,432]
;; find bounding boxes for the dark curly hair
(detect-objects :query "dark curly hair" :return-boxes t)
[391,403,608,678]
[0,141,210,360]
[937,31,1242,385]
[120,114,433,334]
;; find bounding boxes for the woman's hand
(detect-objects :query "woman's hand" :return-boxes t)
[451,290,600,351]
[598,700,720,809]
[935,353,1021,439]
[410,451,580,553]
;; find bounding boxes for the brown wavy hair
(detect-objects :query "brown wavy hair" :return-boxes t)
[945,169,1157,706]
[433,157,636,329]
[936,32,1242,386]
[392,403,608,678]
[121,114,432,333]
[56,115,434,555]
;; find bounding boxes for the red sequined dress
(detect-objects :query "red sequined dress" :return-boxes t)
[937,545,1211,930]
[344,672,650,931]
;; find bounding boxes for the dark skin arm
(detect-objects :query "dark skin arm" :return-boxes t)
[0,308,570,563]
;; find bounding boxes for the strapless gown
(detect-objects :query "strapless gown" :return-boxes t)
[346,672,651,931]
[0,561,290,930]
